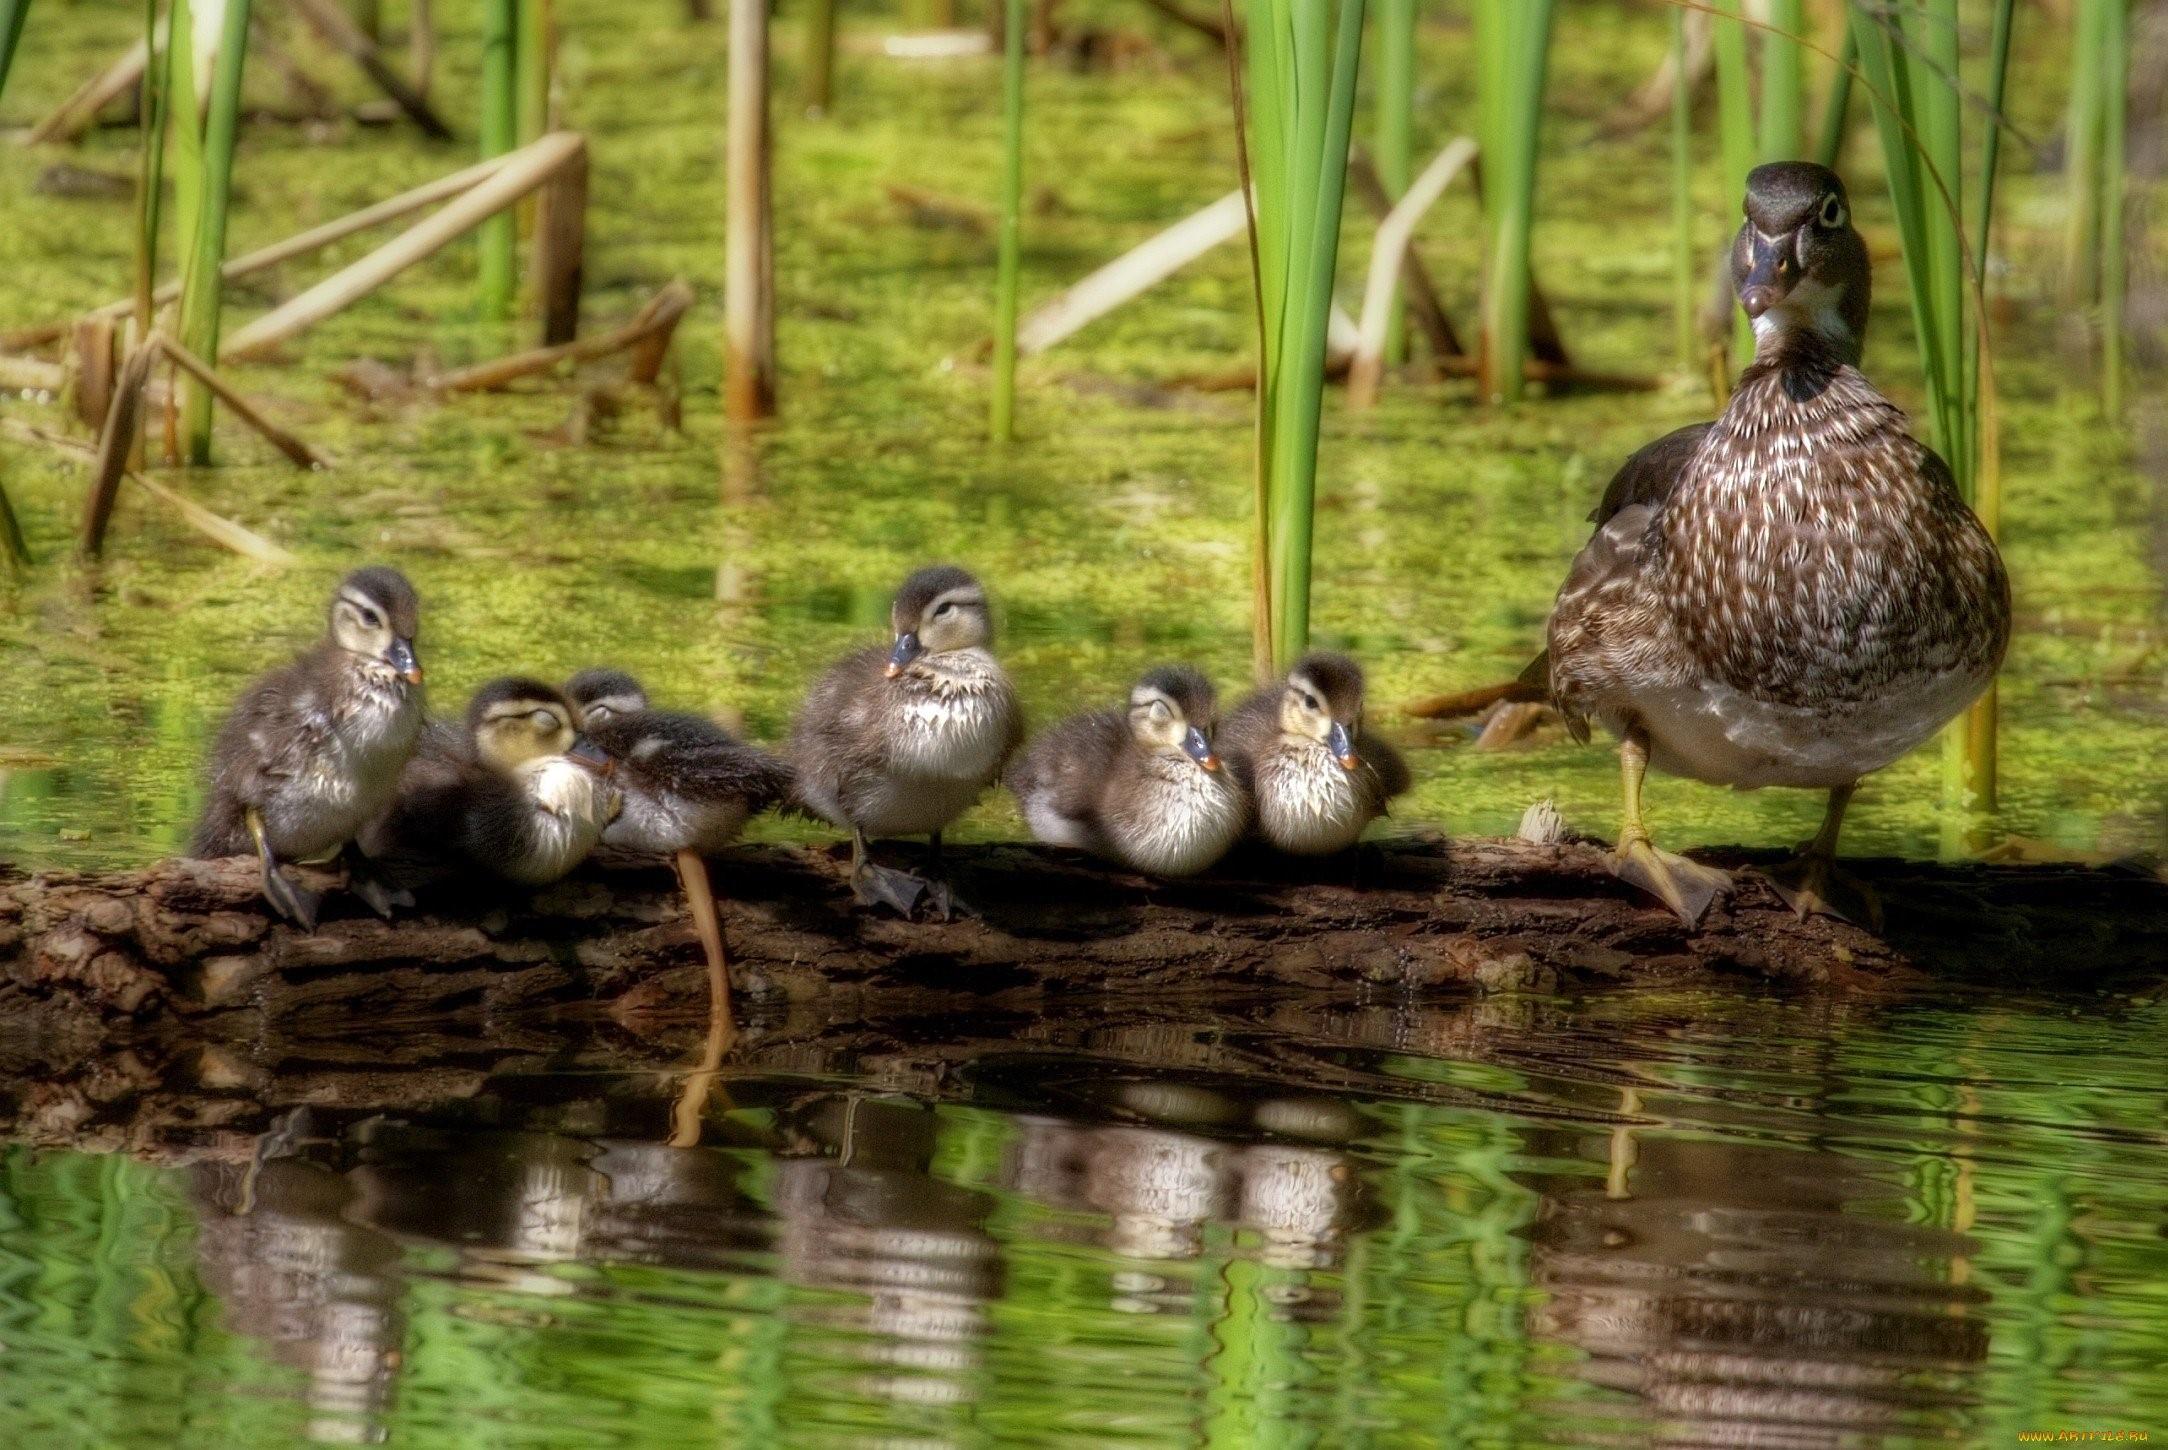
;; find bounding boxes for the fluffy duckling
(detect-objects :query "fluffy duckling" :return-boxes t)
[191,566,426,928]
[790,566,1023,916]
[1221,652,1410,855]
[362,678,620,890]
[1008,666,1247,877]
[566,668,796,1015]
[565,668,795,857]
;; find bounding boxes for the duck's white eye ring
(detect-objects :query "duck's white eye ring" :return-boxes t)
[1818,195,1846,229]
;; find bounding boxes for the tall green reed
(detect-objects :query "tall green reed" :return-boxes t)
[134,0,169,337]
[0,0,29,109]
[1710,0,1807,362]
[2066,0,2128,415]
[1473,0,1553,405]
[991,0,1025,441]
[1847,0,2015,813]
[174,0,252,465]
[1670,5,1695,370]
[479,0,518,319]
[1372,0,1416,364]
[1237,0,1367,671]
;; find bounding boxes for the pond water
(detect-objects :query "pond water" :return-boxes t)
[2,4,2166,1446]
[3,986,2166,1447]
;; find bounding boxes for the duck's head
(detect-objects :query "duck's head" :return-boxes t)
[329,566,423,686]
[1128,665,1220,773]
[565,668,649,729]
[1731,162,1870,362]
[885,565,992,677]
[1277,652,1367,771]
[466,677,612,776]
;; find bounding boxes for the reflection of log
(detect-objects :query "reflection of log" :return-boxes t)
[5,841,2166,1033]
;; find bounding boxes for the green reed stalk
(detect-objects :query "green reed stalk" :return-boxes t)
[2099,0,2127,418]
[175,0,252,465]
[1239,0,1366,669]
[1670,4,1694,370]
[0,467,29,574]
[478,0,518,320]
[1758,0,1804,158]
[1814,25,1857,167]
[134,0,169,337]
[0,0,29,110]
[990,0,1024,442]
[516,0,550,144]
[802,0,836,114]
[1710,0,1755,361]
[2063,0,2109,305]
[1473,0,1553,405]
[1373,0,1415,364]
[1848,0,2007,812]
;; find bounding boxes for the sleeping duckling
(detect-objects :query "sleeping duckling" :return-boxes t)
[191,566,427,928]
[1008,666,1247,877]
[362,677,620,890]
[565,669,796,856]
[1220,652,1410,856]
[790,565,1023,917]
[565,668,795,1020]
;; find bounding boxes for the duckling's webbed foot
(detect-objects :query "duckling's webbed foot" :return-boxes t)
[1765,853,1883,931]
[852,860,933,917]
[1611,835,1731,927]
[341,844,412,920]
[248,809,321,931]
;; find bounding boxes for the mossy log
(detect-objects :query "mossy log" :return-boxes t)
[4,838,2165,1037]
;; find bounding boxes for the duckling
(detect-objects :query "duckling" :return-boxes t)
[361,677,620,890]
[790,565,1023,917]
[190,566,427,929]
[1007,666,1247,877]
[1220,652,1410,856]
[1530,163,2009,926]
[566,668,796,1016]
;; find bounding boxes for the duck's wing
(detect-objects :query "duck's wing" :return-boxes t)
[1358,730,1414,805]
[1520,424,1709,705]
[189,650,335,855]
[1589,422,1710,524]
[786,646,893,821]
[1006,709,1127,846]
[353,720,476,886]
[595,710,797,814]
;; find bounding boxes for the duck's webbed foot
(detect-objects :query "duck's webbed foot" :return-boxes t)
[249,809,321,931]
[1765,853,1883,931]
[341,844,413,920]
[851,860,934,917]
[1611,834,1732,927]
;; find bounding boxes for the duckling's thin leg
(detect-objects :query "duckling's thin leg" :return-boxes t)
[1765,783,1883,930]
[1609,725,1731,926]
[920,830,960,921]
[247,808,321,931]
[339,842,413,919]
[673,849,736,1036]
[849,828,930,917]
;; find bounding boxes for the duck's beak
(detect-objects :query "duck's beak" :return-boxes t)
[1327,721,1361,771]
[1737,228,1800,321]
[385,637,423,685]
[1183,725,1219,772]
[567,735,615,776]
[885,632,922,679]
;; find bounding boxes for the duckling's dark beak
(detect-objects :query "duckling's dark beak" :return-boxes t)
[385,637,423,685]
[1738,230,1800,320]
[567,736,615,776]
[1183,725,1219,772]
[885,632,922,679]
[1327,721,1361,771]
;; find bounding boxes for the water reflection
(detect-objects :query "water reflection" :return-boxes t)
[1,990,2163,1447]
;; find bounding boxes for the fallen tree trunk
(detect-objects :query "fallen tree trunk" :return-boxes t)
[5,839,2166,1035]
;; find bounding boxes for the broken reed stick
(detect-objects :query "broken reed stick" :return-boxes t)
[1349,137,1478,409]
[81,343,161,555]
[1348,151,1464,363]
[26,36,152,146]
[531,136,587,346]
[1016,189,1246,354]
[432,278,693,393]
[1400,679,1544,720]
[723,0,776,422]
[0,354,66,394]
[86,152,523,323]
[220,131,587,362]
[125,468,298,564]
[70,316,121,430]
[155,333,324,468]
[284,0,452,138]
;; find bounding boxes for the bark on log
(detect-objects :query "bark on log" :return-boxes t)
[4,839,2166,1037]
